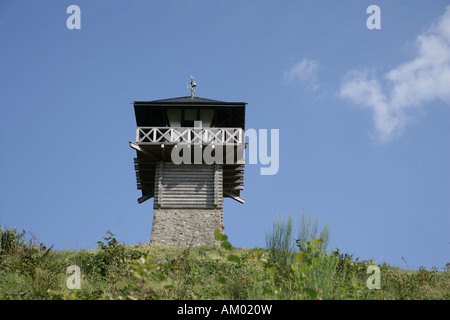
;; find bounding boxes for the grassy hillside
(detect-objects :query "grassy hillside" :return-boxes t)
[0,225,448,300]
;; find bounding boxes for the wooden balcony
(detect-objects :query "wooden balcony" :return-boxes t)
[131,127,245,205]
[136,127,244,145]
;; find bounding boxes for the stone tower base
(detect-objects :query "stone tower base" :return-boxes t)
[150,208,223,246]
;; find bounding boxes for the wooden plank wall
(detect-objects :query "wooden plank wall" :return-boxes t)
[153,162,223,209]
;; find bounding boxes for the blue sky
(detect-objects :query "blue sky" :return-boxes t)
[1,0,449,270]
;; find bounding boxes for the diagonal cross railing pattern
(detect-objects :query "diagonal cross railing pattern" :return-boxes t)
[136,127,243,145]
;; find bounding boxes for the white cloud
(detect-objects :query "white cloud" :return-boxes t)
[284,59,319,91]
[340,5,450,142]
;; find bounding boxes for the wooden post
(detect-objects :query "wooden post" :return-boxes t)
[214,164,219,208]
[158,161,163,208]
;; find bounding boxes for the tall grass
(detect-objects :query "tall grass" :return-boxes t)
[265,213,295,266]
[264,212,359,299]
[296,211,329,253]
[265,211,329,267]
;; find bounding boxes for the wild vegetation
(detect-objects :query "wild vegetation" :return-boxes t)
[0,216,448,300]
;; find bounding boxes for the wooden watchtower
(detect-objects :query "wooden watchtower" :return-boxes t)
[129,82,246,246]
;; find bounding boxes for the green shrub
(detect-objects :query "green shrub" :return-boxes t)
[91,231,144,279]
[0,226,27,255]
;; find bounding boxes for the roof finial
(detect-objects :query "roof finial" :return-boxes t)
[186,75,196,98]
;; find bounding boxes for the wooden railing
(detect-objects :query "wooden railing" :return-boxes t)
[136,127,244,145]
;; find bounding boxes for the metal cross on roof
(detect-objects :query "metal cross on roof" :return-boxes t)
[186,75,196,98]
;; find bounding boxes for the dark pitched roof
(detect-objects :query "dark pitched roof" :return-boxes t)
[149,96,224,103]
[133,96,246,106]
